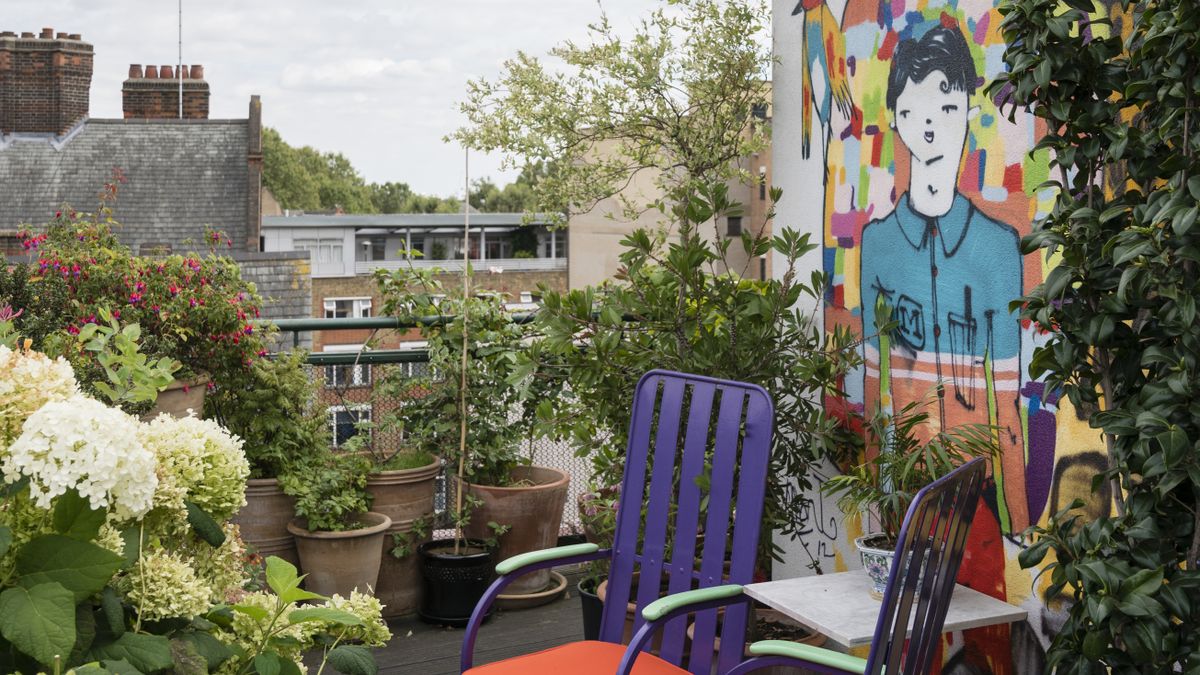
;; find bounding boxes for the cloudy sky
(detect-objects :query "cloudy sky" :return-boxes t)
[8,0,664,197]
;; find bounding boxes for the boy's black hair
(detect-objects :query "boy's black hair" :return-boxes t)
[886,25,977,111]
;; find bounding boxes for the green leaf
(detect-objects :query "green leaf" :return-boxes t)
[254,652,282,675]
[100,587,125,638]
[15,535,124,602]
[87,632,174,673]
[53,489,107,542]
[287,607,364,626]
[98,658,145,675]
[185,502,226,548]
[176,632,234,670]
[326,645,377,675]
[0,526,11,558]
[0,582,76,667]
[72,602,98,664]
[1082,629,1107,660]
[1188,175,1200,201]
[231,604,270,622]
[168,638,208,675]
[264,556,300,597]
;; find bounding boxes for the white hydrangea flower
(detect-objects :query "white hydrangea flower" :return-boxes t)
[2,395,157,520]
[139,413,250,520]
[0,345,78,446]
[119,549,212,621]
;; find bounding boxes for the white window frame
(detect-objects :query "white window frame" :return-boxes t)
[323,344,371,388]
[329,404,372,448]
[323,297,372,319]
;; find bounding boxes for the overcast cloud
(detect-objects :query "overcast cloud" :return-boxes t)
[6,0,663,197]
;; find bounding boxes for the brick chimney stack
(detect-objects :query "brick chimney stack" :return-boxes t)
[0,29,94,135]
[122,62,210,119]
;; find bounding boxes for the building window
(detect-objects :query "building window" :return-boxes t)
[324,345,371,388]
[751,103,768,120]
[323,298,372,319]
[330,405,372,448]
[726,216,743,237]
[294,238,343,264]
[356,237,386,262]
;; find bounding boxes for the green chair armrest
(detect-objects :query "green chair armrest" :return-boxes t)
[641,584,744,622]
[747,640,868,674]
[494,543,600,575]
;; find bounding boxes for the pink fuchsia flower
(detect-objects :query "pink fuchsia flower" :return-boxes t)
[0,305,24,322]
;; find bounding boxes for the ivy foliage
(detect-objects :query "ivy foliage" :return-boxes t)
[990,0,1200,670]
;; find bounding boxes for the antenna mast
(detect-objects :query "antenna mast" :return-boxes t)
[178,0,183,118]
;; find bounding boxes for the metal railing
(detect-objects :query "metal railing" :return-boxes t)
[264,315,590,535]
[355,257,566,275]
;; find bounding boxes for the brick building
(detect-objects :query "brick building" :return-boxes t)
[262,212,568,448]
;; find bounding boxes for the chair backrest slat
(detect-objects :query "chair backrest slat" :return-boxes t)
[715,391,774,674]
[864,457,987,675]
[598,371,774,675]
[687,386,747,675]
[631,378,686,638]
[657,382,717,664]
[599,378,661,643]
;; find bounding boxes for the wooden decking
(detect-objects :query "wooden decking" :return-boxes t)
[371,577,585,674]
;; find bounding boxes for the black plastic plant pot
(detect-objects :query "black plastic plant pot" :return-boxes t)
[417,538,497,627]
[577,577,603,641]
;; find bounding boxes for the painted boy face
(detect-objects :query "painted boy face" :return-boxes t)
[893,70,969,166]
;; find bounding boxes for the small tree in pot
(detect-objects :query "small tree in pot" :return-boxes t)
[377,253,569,624]
[283,451,392,598]
[822,396,996,597]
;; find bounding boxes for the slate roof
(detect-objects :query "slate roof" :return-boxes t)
[0,118,249,252]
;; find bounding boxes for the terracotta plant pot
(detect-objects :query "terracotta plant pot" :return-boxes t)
[367,457,440,618]
[417,538,496,627]
[687,608,826,675]
[232,477,299,568]
[288,512,392,597]
[461,465,570,596]
[142,375,209,421]
[597,572,669,653]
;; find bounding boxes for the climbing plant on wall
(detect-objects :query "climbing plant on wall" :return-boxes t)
[991,0,1200,670]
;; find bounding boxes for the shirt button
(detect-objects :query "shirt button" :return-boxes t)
[932,265,939,278]
[933,324,942,338]
[931,227,939,237]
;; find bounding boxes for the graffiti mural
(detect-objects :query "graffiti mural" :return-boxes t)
[775,0,1129,671]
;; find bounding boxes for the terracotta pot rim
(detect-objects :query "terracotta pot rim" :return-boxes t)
[855,534,896,556]
[288,512,391,539]
[366,456,442,484]
[162,374,211,390]
[456,465,570,492]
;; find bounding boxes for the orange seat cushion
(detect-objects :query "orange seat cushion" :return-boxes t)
[465,640,687,675]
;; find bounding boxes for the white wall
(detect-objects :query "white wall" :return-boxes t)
[770,0,861,580]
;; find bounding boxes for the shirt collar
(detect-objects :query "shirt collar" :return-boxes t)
[893,192,973,257]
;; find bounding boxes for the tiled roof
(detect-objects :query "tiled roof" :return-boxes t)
[0,118,249,252]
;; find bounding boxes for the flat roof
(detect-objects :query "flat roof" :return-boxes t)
[262,213,554,229]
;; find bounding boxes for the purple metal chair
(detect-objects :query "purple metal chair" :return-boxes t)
[460,369,775,675]
[727,457,989,675]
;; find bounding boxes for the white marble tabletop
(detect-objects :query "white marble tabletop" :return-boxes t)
[744,569,1027,648]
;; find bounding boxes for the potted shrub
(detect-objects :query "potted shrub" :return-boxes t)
[283,451,392,597]
[214,350,329,567]
[822,397,996,597]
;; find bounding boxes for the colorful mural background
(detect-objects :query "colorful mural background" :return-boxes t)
[783,0,1124,671]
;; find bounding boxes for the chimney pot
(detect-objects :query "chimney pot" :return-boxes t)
[0,31,15,38]
[129,64,143,79]
[145,65,158,78]
[21,32,33,38]
[56,32,68,39]
[160,65,173,79]
[40,28,53,39]
[180,64,189,79]
[69,33,80,40]
[190,64,204,80]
